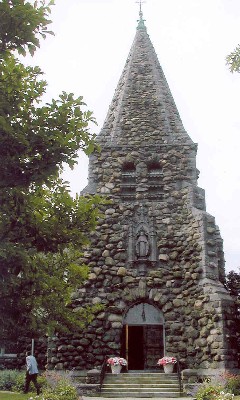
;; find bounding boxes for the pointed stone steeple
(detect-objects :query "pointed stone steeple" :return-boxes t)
[50,9,238,377]
[97,11,193,146]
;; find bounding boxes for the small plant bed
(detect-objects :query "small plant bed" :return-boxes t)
[0,370,82,400]
[191,372,240,400]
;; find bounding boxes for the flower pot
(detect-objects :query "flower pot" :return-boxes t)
[163,363,174,373]
[111,364,122,374]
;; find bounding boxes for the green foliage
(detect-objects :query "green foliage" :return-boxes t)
[0,369,21,391]
[40,382,78,400]
[0,183,101,253]
[35,371,78,400]
[13,371,47,393]
[224,372,240,395]
[0,0,54,56]
[216,393,234,400]
[226,269,240,300]
[0,370,46,392]
[0,54,97,189]
[226,44,240,73]
[0,0,103,340]
[0,186,103,337]
[196,383,222,400]
[11,371,29,392]
[0,392,30,399]
[194,374,240,400]
[225,269,240,359]
[0,370,77,400]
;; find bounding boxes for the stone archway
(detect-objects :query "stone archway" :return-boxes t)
[122,303,165,370]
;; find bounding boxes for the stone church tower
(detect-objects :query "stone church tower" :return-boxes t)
[49,10,238,373]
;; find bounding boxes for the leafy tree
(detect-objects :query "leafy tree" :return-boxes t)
[0,183,102,338]
[0,54,96,189]
[226,44,240,73]
[226,269,240,303]
[0,0,54,56]
[226,269,240,366]
[0,0,102,341]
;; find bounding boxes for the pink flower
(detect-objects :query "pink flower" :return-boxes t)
[157,356,177,366]
[107,357,127,366]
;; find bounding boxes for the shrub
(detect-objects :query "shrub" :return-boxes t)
[40,380,78,400]
[195,373,240,400]
[195,377,224,400]
[0,369,47,393]
[43,370,71,388]
[12,370,47,393]
[224,372,240,395]
[196,384,222,400]
[0,370,24,391]
[215,392,234,400]
[11,371,26,392]
[31,371,79,400]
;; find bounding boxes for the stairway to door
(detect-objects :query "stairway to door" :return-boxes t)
[100,371,183,398]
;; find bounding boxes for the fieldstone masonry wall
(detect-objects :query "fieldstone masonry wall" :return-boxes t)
[0,337,47,370]
[47,189,237,371]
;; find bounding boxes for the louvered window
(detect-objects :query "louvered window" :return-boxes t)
[121,162,136,199]
[147,162,163,199]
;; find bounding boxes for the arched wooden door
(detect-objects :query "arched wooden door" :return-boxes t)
[122,303,165,370]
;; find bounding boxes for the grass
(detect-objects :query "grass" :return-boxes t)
[0,392,31,400]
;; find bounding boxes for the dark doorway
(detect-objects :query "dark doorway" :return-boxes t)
[123,325,164,370]
[128,326,144,370]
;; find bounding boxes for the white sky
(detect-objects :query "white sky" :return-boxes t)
[26,0,240,273]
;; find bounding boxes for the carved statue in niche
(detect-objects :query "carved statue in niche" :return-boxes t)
[136,229,149,258]
[127,205,157,273]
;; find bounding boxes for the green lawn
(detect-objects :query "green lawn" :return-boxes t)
[0,392,33,400]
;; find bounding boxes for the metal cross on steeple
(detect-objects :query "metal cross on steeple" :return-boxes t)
[136,0,146,30]
[136,0,145,15]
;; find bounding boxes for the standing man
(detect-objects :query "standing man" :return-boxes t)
[24,351,40,395]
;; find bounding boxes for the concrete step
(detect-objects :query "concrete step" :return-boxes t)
[100,392,182,398]
[103,384,180,388]
[104,377,179,382]
[100,372,183,398]
[102,390,180,393]
[104,373,178,378]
